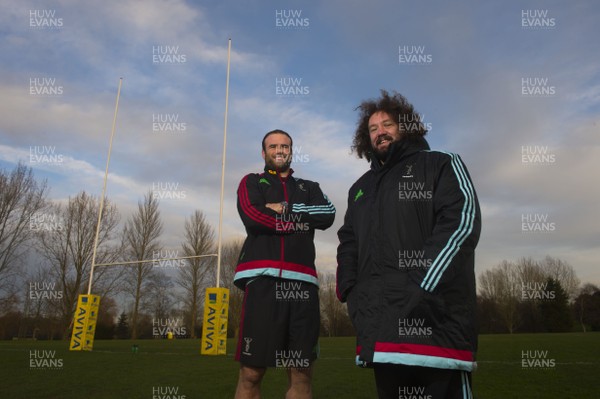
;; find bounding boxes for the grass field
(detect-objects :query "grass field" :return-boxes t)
[1,333,598,398]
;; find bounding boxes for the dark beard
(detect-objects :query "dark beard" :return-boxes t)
[373,146,390,161]
[372,135,410,162]
[372,135,400,161]
[265,157,291,173]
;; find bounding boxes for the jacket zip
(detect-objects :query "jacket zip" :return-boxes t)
[279,173,290,278]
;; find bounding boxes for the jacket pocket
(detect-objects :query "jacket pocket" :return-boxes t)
[377,273,424,343]
[347,280,379,343]
[346,286,358,325]
[383,272,422,318]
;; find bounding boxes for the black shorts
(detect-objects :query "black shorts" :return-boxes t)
[235,277,320,368]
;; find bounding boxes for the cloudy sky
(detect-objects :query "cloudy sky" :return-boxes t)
[1,0,599,286]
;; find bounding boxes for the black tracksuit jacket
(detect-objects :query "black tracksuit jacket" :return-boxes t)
[336,137,481,371]
[234,167,335,289]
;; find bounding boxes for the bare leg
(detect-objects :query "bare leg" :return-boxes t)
[286,365,313,399]
[235,365,266,399]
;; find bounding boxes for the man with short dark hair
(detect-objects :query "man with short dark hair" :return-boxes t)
[337,91,481,398]
[234,129,335,399]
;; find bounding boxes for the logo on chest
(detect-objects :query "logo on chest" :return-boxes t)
[402,163,414,178]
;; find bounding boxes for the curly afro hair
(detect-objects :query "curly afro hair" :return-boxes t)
[352,90,427,162]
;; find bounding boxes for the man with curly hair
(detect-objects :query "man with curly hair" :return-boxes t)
[336,91,481,398]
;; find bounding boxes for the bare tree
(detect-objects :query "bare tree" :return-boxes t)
[514,257,545,284]
[146,270,175,321]
[478,260,522,333]
[513,257,546,331]
[319,273,351,336]
[36,191,123,337]
[21,266,58,339]
[123,191,163,339]
[176,210,215,338]
[0,287,19,317]
[479,256,582,333]
[573,283,599,333]
[539,256,580,301]
[0,163,47,297]
[218,240,244,338]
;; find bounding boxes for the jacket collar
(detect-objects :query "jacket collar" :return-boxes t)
[264,166,294,179]
[370,136,430,172]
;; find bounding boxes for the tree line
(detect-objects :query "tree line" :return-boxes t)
[478,257,600,333]
[0,163,598,340]
[0,163,230,340]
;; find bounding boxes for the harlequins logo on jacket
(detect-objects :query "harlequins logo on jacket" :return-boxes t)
[402,164,414,178]
[259,177,271,185]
